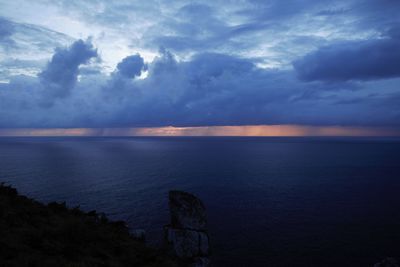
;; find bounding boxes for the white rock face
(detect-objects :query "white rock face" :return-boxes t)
[165,190,210,266]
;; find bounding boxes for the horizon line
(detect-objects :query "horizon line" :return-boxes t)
[0,125,400,137]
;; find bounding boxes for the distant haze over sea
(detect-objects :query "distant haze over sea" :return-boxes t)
[1,125,400,137]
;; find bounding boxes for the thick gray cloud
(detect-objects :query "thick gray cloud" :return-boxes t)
[293,33,400,81]
[1,48,399,128]
[39,39,97,100]
[115,54,147,78]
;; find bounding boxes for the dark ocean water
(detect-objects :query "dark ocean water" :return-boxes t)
[1,137,400,266]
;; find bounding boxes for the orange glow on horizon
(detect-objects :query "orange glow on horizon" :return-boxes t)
[0,125,399,137]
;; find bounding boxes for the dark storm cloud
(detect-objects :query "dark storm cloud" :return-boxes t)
[293,33,400,81]
[39,39,98,100]
[115,54,147,78]
[3,47,400,129]
[94,51,302,127]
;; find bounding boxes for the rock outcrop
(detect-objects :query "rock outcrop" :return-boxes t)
[374,258,399,267]
[165,190,210,266]
[130,228,146,243]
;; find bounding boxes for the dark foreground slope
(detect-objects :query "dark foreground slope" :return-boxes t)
[0,184,178,267]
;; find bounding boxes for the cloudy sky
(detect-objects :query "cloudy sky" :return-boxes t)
[0,0,399,135]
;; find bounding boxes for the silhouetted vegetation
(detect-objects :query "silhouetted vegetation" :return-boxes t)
[0,183,178,267]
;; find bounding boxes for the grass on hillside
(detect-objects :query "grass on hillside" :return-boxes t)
[0,183,178,267]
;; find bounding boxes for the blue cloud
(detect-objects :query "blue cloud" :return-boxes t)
[0,16,72,52]
[0,17,14,40]
[87,50,399,128]
[39,39,97,100]
[1,0,400,129]
[0,47,399,128]
[0,17,16,49]
[186,53,254,79]
[293,34,400,81]
[115,54,147,78]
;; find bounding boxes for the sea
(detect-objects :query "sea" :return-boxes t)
[1,137,399,266]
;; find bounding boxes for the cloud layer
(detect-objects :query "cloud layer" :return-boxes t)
[115,54,147,79]
[1,39,400,129]
[293,32,400,81]
[39,39,97,101]
[0,0,399,129]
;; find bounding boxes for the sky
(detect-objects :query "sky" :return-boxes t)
[0,0,399,136]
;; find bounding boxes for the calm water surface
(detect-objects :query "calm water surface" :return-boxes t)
[1,137,400,266]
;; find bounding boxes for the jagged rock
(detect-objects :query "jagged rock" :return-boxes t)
[169,190,207,231]
[165,190,210,266]
[374,257,399,267]
[165,227,209,258]
[130,229,146,243]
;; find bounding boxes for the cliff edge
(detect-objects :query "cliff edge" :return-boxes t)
[0,183,178,267]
